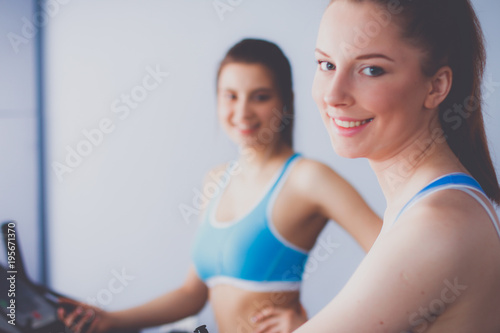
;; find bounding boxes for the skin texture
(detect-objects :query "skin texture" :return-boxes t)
[294,1,500,332]
[59,62,382,333]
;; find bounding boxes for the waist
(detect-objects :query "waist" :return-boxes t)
[209,284,301,332]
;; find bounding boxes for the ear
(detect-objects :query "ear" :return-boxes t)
[424,66,453,109]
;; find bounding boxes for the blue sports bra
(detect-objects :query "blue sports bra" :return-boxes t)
[191,153,308,292]
[391,173,500,237]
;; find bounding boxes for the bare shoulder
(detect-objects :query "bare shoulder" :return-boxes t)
[293,158,337,175]
[401,188,497,234]
[393,188,500,264]
[342,196,479,305]
[292,188,499,331]
[289,158,363,201]
[290,158,344,189]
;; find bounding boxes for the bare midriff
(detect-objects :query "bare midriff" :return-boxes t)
[209,283,302,333]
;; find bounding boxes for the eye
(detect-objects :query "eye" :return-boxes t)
[223,92,236,100]
[253,94,271,102]
[361,66,385,77]
[318,61,335,71]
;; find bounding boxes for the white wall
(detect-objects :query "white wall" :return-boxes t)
[0,0,42,282]
[43,1,500,332]
[478,0,500,185]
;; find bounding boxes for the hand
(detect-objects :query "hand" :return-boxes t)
[251,305,308,333]
[57,297,111,333]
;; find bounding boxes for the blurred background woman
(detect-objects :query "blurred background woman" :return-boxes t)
[59,38,381,333]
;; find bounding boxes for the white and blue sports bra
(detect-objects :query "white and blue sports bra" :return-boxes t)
[191,153,309,292]
[391,172,500,237]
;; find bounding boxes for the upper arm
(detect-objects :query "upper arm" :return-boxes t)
[181,266,209,306]
[296,160,382,251]
[295,203,470,332]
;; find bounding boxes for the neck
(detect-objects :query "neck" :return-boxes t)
[237,140,293,174]
[369,122,465,205]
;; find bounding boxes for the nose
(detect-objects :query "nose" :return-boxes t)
[323,70,353,108]
[232,97,254,122]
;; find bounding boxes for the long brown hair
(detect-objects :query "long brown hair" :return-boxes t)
[331,0,500,204]
[216,38,295,148]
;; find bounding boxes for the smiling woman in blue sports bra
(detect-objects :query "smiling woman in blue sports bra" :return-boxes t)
[186,39,381,333]
[295,0,500,332]
[58,39,382,333]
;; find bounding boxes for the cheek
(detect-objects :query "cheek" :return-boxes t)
[256,100,282,122]
[217,105,231,126]
[359,79,422,119]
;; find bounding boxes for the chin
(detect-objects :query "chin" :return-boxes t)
[233,137,260,148]
[329,139,366,159]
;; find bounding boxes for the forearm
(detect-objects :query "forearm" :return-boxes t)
[108,286,207,330]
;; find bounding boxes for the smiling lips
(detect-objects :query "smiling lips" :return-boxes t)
[236,123,260,135]
[333,118,373,129]
[327,115,374,136]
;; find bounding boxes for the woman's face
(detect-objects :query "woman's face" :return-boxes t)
[217,63,285,148]
[313,0,434,161]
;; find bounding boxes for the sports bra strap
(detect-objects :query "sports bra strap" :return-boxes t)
[207,153,302,219]
[268,153,301,193]
[458,187,500,237]
[392,173,486,227]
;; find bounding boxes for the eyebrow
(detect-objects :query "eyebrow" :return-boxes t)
[252,88,274,93]
[315,48,329,57]
[219,87,275,93]
[355,53,395,62]
[315,48,395,62]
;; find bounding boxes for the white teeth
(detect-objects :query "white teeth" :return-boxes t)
[334,118,372,128]
[238,124,257,130]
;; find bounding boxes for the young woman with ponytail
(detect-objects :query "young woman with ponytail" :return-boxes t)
[295,0,500,331]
